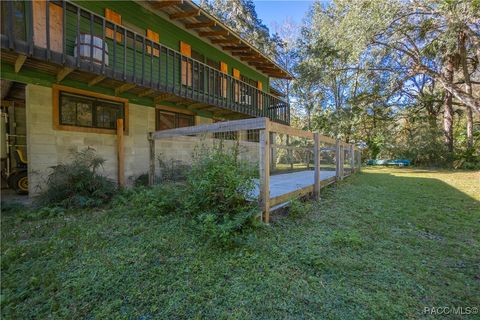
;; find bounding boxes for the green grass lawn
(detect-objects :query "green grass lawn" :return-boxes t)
[1,168,479,319]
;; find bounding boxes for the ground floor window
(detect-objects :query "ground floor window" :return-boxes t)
[156,110,194,131]
[53,85,128,134]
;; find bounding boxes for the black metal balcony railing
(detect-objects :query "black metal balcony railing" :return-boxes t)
[0,0,290,125]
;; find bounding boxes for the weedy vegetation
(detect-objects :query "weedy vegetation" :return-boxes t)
[2,166,479,319]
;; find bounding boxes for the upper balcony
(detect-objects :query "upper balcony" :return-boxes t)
[0,0,290,125]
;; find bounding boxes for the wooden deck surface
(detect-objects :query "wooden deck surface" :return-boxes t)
[252,170,336,199]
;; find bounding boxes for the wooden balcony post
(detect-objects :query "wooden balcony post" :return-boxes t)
[259,120,271,223]
[314,133,320,200]
[148,133,155,186]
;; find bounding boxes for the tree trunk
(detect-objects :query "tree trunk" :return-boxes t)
[443,56,454,154]
[417,65,480,113]
[459,31,474,149]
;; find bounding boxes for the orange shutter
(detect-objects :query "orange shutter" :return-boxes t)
[180,41,191,57]
[32,1,64,52]
[105,8,122,42]
[220,62,228,98]
[146,29,160,57]
[233,68,240,79]
[180,41,192,86]
[220,62,228,73]
[257,81,264,110]
[233,68,240,102]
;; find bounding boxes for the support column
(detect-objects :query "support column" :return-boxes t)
[259,121,271,223]
[116,119,125,187]
[148,133,155,186]
[314,133,320,200]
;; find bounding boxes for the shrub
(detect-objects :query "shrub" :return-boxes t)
[112,183,182,216]
[157,155,191,182]
[184,145,260,245]
[37,148,116,208]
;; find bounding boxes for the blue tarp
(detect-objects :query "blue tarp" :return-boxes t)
[366,159,411,166]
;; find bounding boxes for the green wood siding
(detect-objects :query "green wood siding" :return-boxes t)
[73,0,269,91]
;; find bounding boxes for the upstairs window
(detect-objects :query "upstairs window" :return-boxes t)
[241,75,257,87]
[206,58,221,97]
[192,50,205,90]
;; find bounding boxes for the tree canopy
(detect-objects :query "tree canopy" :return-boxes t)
[201,0,480,168]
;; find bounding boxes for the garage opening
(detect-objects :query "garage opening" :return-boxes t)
[1,81,28,197]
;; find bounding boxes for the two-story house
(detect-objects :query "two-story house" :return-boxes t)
[0,0,292,194]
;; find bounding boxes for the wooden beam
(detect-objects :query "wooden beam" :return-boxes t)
[14,54,27,73]
[187,103,209,110]
[169,10,200,20]
[151,0,183,9]
[138,88,155,97]
[222,45,249,50]
[212,109,236,115]
[151,117,267,139]
[115,83,136,95]
[56,67,74,82]
[154,93,175,102]
[241,58,266,63]
[211,39,241,44]
[269,121,314,139]
[270,185,313,207]
[198,30,229,37]
[231,51,255,57]
[117,118,125,187]
[185,21,216,29]
[88,75,106,86]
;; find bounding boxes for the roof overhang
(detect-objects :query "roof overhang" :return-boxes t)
[142,0,294,79]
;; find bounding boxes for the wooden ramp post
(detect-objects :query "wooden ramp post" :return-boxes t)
[270,132,276,171]
[259,120,271,223]
[287,135,293,170]
[148,132,155,186]
[350,144,355,173]
[340,144,344,180]
[116,119,125,187]
[335,139,340,181]
[313,133,320,200]
[357,148,361,172]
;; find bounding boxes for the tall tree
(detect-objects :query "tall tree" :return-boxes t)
[270,18,299,105]
[199,0,276,56]
[443,55,455,153]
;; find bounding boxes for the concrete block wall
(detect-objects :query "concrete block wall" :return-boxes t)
[25,84,214,194]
